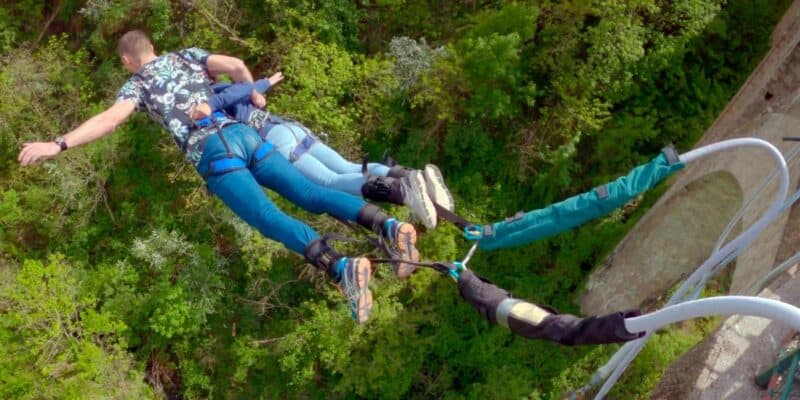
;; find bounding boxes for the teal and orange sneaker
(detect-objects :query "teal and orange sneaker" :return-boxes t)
[335,257,373,324]
[382,218,420,279]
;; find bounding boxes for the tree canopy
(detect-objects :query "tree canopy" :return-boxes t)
[0,1,791,398]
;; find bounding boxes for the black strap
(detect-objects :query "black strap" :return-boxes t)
[172,50,196,67]
[434,203,473,230]
[367,257,448,272]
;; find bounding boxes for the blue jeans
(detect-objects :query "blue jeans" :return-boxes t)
[264,123,391,195]
[196,123,367,254]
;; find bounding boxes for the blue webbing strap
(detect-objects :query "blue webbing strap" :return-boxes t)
[289,132,318,162]
[253,140,276,163]
[208,157,247,176]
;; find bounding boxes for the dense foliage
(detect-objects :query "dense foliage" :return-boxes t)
[0,0,790,398]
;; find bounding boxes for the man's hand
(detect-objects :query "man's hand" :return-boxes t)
[18,142,61,166]
[190,103,212,120]
[251,91,266,108]
[207,54,267,108]
[268,72,285,87]
[17,100,135,167]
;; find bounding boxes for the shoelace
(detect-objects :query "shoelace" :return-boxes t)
[338,259,370,316]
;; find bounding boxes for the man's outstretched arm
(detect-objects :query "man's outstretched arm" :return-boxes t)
[18,100,136,166]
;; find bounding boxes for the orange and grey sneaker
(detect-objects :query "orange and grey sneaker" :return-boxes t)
[382,218,420,279]
[335,257,373,324]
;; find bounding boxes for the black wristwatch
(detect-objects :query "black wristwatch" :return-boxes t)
[54,136,68,152]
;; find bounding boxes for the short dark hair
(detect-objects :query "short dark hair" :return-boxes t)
[117,30,152,58]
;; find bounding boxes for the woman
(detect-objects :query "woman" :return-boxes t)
[192,74,455,229]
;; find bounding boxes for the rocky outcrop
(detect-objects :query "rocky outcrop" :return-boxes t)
[578,1,800,398]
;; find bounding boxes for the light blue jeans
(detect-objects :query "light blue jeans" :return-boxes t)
[264,123,391,195]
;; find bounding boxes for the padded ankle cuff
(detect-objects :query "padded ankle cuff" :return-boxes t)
[361,176,405,205]
[356,204,390,233]
[387,165,413,179]
[304,237,342,279]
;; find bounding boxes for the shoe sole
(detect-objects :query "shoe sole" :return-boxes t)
[405,171,437,228]
[394,223,419,279]
[424,164,455,212]
[351,258,373,324]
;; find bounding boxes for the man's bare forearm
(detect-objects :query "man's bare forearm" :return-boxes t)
[20,99,134,164]
[229,60,254,83]
[206,54,265,107]
[208,55,254,83]
[62,113,119,148]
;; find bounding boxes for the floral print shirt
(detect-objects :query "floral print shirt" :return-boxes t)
[116,48,219,166]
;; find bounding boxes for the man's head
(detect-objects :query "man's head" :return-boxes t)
[118,30,156,73]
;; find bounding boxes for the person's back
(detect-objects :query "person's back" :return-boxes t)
[118,48,228,165]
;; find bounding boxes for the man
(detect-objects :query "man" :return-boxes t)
[196,77,455,228]
[18,30,418,324]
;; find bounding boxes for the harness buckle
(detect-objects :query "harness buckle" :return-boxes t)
[289,132,318,162]
[431,261,466,281]
[464,225,484,240]
[196,111,229,128]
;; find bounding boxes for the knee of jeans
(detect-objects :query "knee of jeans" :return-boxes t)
[295,184,329,214]
[309,169,338,188]
[255,199,276,219]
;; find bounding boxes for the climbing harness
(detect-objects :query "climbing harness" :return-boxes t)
[287,125,319,162]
